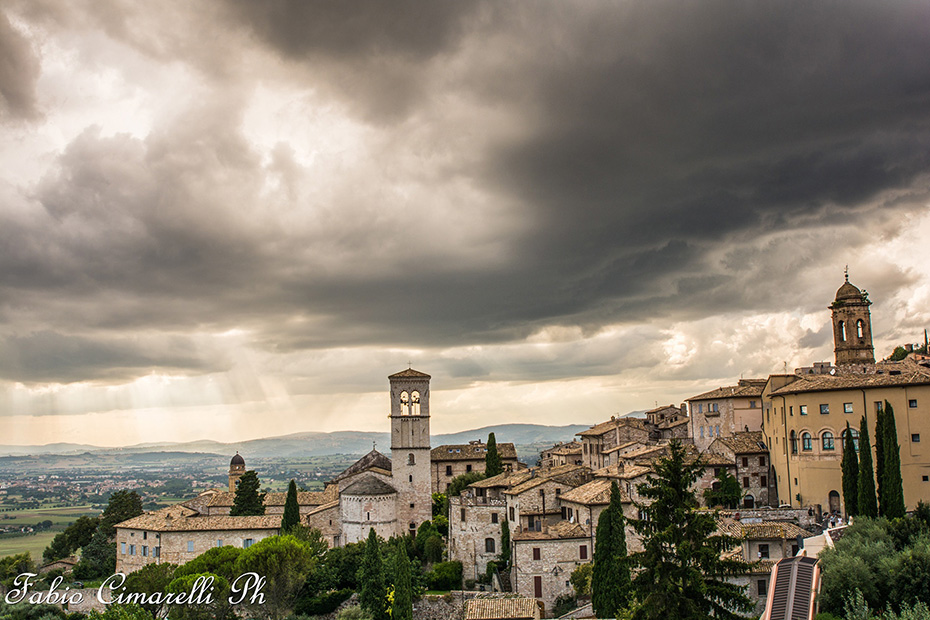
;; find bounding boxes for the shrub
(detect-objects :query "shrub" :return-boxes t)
[427,561,462,591]
[294,589,354,616]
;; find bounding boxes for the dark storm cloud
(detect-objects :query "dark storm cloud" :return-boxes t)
[0,10,41,120]
[3,0,930,387]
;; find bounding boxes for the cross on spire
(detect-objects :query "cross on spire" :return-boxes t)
[844,264,849,282]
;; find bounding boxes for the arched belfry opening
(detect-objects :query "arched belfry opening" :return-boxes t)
[830,270,874,365]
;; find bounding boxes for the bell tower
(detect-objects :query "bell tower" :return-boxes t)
[229,453,246,493]
[830,270,875,366]
[389,368,432,536]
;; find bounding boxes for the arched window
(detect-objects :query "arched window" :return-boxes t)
[411,391,420,415]
[801,432,813,451]
[485,538,495,553]
[839,320,846,342]
[857,319,864,338]
[841,428,860,451]
[408,453,415,465]
[790,431,798,454]
[822,431,835,451]
[743,494,755,509]
[400,391,409,415]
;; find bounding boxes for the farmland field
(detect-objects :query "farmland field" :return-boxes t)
[0,505,98,562]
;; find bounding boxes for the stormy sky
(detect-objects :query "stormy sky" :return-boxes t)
[2,1,930,447]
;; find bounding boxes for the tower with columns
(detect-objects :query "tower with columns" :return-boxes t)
[389,368,433,535]
[830,271,875,366]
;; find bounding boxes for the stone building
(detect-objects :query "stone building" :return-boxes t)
[577,417,651,470]
[763,277,930,513]
[511,521,590,614]
[707,431,773,508]
[538,441,583,469]
[430,440,519,493]
[503,464,590,533]
[228,453,245,492]
[688,379,767,452]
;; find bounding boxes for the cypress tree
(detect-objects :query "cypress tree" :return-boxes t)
[230,471,266,516]
[359,528,388,620]
[281,479,300,532]
[485,432,503,477]
[857,415,878,518]
[882,401,906,518]
[875,408,886,515]
[841,422,859,517]
[390,541,413,620]
[592,481,631,618]
[500,518,511,565]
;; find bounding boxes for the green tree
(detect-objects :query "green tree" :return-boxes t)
[99,490,144,537]
[876,408,886,515]
[359,528,388,620]
[500,519,511,566]
[85,604,155,620]
[592,481,631,618]
[629,440,753,620]
[44,515,99,562]
[857,415,878,518]
[173,545,243,582]
[167,572,235,620]
[882,401,906,519]
[230,470,265,516]
[286,524,329,558]
[234,534,317,620]
[74,526,116,579]
[281,479,300,532]
[890,346,909,361]
[390,542,413,620]
[485,433,503,478]
[0,553,35,588]
[571,563,593,597]
[123,562,177,618]
[842,422,860,517]
[445,472,487,500]
[703,468,741,509]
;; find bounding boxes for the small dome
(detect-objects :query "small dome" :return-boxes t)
[230,452,245,466]
[835,281,861,301]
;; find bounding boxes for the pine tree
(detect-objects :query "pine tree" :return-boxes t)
[359,528,388,620]
[629,440,753,620]
[875,408,886,515]
[390,541,413,620]
[841,422,859,517]
[231,471,266,516]
[485,433,503,478]
[881,401,906,518]
[281,479,300,532]
[592,481,631,618]
[857,415,878,518]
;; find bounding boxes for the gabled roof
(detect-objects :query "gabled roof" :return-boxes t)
[592,463,652,480]
[688,379,766,401]
[464,598,542,620]
[577,416,647,437]
[470,470,533,489]
[431,442,518,462]
[342,475,397,496]
[332,449,393,483]
[717,520,810,541]
[504,464,587,496]
[207,490,329,508]
[768,358,930,395]
[389,368,431,379]
[116,505,282,532]
[558,478,626,506]
[710,431,768,455]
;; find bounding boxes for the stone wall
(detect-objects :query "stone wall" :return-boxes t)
[512,537,589,614]
[449,496,507,580]
[115,527,278,573]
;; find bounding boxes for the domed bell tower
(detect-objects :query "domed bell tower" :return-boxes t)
[830,270,875,366]
[389,368,432,536]
[229,453,246,493]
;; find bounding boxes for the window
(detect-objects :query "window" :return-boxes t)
[800,405,808,416]
[580,545,588,560]
[759,456,766,467]
[217,540,223,547]
[485,538,495,553]
[910,399,918,408]
[409,522,416,531]
[820,404,830,415]
[143,532,147,540]
[700,426,704,439]
[839,320,846,342]
[802,432,812,451]
[714,467,721,477]
[154,547,160,558]
[243,539,255,548]
[761,475,768,487]
[187,541,194,552]
[758,579,768,596]
[750,400,757,408]
[461,508,466,521]
[492,513,499,524]
[446,465,453,476]
[510,507,515,521]
[844,403,854,414]
[715,425,720,437]
[790,431,798,454]
[875,401,884,413]
[742,457,749,467]
[743,477,750,489]
[129,544,136,555]
[532,548,541,561]
[466,465,472,473]
[912,434,921,443]
[789,406,794,416]
[698,404,704,413]
[758,544,770,559]
[924,476,929,482]
[409,475,413,482]
[534,576,542,598]
[408,453,415,465]
[142,546,148,557]
[367,512,371,520]
[857,320,864,338]
[121,542,126,555]
[842,428,860,451]
[822,431,835,451]
[713,403,719,412]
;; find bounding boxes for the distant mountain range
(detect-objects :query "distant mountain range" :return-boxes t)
[0,422,633,459]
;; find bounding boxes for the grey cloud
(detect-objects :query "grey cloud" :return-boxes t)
[0,10,41,120]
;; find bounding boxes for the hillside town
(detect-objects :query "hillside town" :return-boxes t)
[67,276,928,620]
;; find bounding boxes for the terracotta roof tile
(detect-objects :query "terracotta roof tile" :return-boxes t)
[342,475,397,496]
[388,368,431,379]
[464,598,542,620]
[208,490,329,508]
[431,443,518,461]
[513,520,588,541]
[709,431,768,455]
[470,470,533,489]
[577,417,647,437]
[332,449,393,483]
[116,505,281,532]
[770,359,930,395]
[558,478,626,506]
[688,380,766,401]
